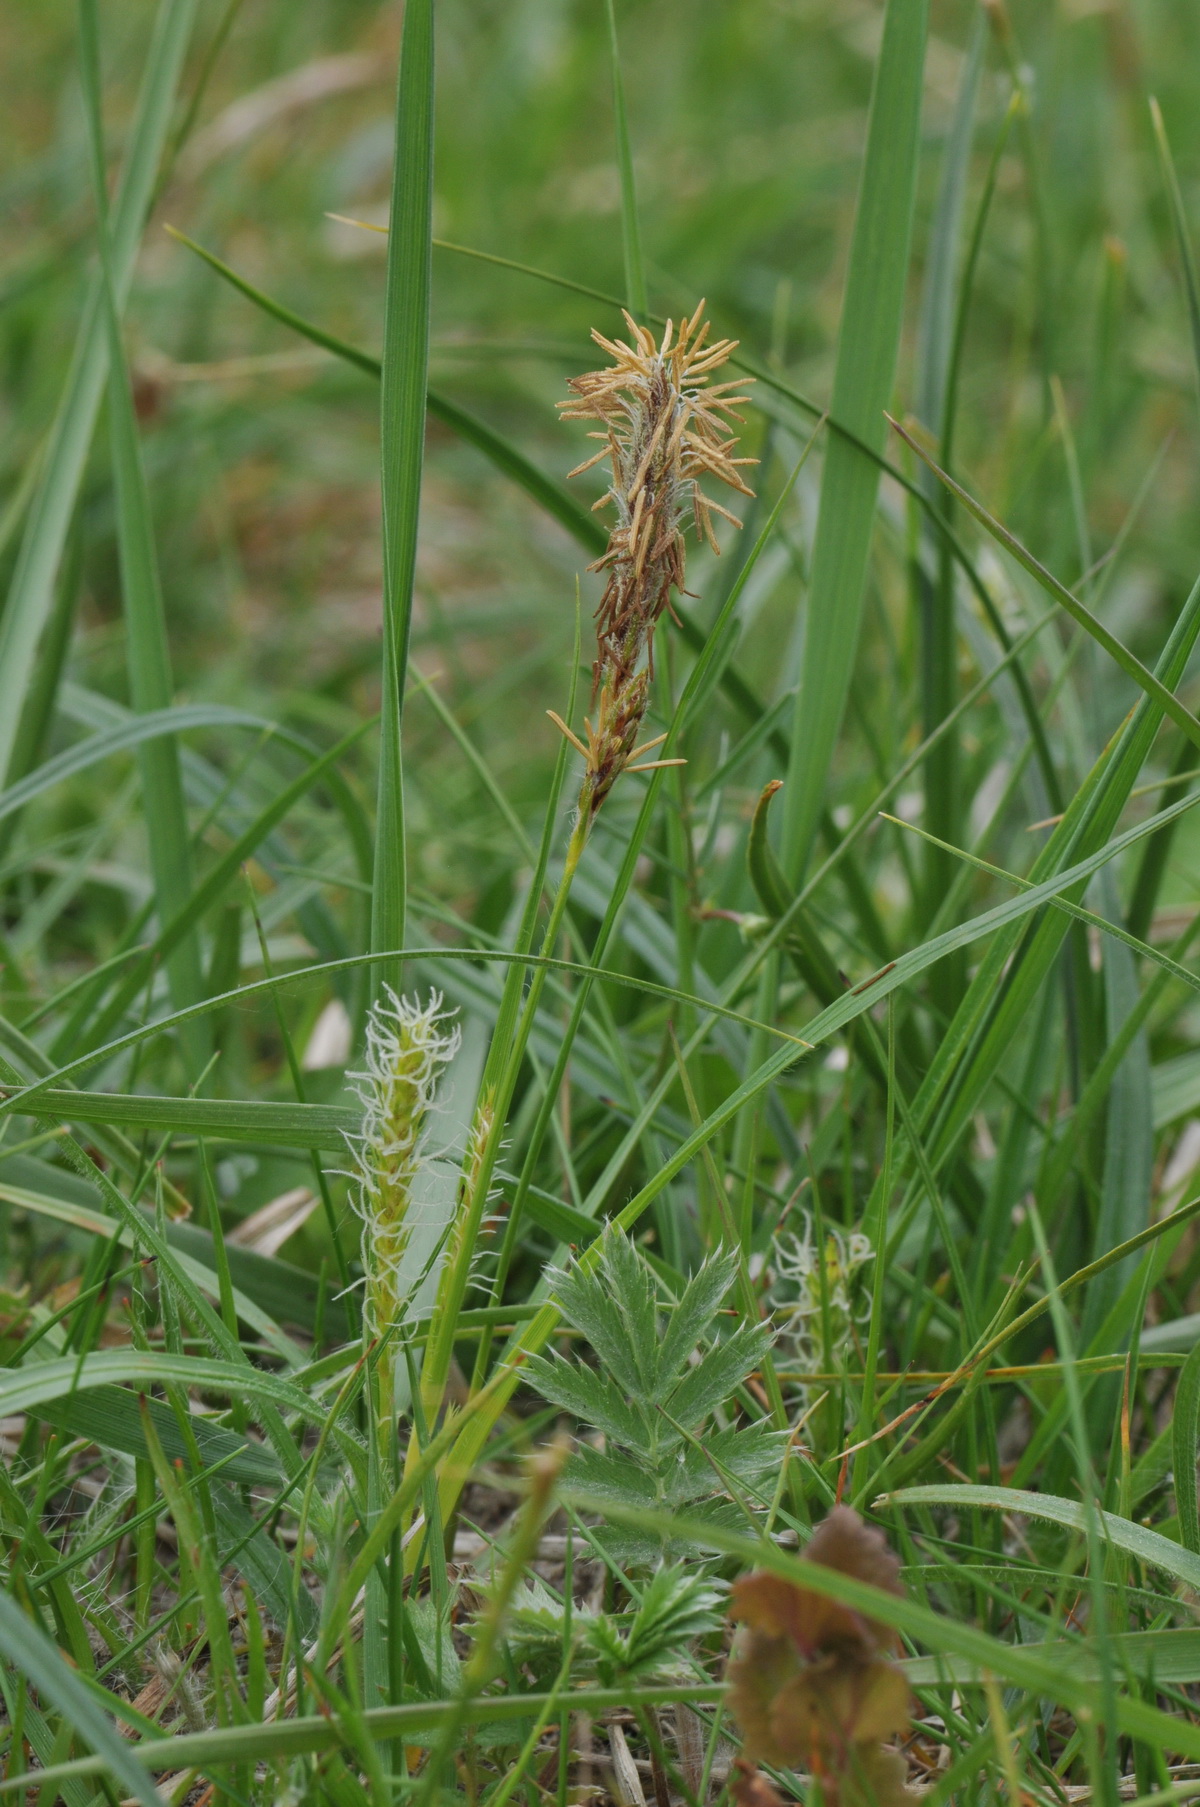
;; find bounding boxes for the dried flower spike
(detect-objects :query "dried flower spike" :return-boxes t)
[348,987,460,1342]
[556,304,755,818]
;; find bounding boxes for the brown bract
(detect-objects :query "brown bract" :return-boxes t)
[556,304,755,818]
[725,1508,915,1807]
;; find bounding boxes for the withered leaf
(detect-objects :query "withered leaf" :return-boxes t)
[725,1507,911,1776]
[840,1745,918,1807]
[729,1759,789,1807]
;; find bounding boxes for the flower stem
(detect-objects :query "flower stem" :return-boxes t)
[412,811,591,1455]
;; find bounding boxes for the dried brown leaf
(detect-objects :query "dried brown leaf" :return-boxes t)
[725,1509,912,1779]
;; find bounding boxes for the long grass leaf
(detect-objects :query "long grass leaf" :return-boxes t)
[0,1593,161,1807]
[1150,96,1200,406]
[781,0,929,879]
[605,0,647,318]
[0,0,197,786]
[884,1483,1200,1591]
[890,415,1200,752]
[1172,1342,1200,1555]
[0,1350,324,1424]
[6,1089,355,1149]
[80,0,206,1066]
[371,0,435,990]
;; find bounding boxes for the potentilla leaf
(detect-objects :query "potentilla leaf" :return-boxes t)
[665,1319,772,1430]
[523,1350,654,1457]
[653,1245,742,1398]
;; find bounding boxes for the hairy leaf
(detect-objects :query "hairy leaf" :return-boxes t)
[523,1350,654,1458]
[665,1319,772,1431]
[653,1246,741,1398]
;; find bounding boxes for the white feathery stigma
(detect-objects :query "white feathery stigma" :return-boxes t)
[348,986,460,1340]
[768,1214,874,1382]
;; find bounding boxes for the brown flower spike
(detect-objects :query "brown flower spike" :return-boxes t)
[726,1508,916,1807]
[552,305,755,819]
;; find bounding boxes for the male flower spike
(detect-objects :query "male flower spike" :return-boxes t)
[551,304,755,818]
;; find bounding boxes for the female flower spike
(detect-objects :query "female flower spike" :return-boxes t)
[554,304,755,818]
[349,987,460,1342]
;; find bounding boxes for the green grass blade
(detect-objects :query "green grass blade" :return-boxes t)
[9,1088,355,1149]
[1150,96,1200,405]
[0,702,290,826]
[1079,872,1153,1349]
[0,1349,324,1424]
[371,0,435,992]
[165,229,608,553]
[605,0,647,318]
[0,0,197,787]
[0,1685,725,1796]
[884,1483,1200,1591]
[80,0,206,1068]
[912,10,983,971]
[0,1593,161,1807]
[1172,1342,1200,1555]
[915,8,984,441]
[781,0,929,879]
[77,717,373,1056]
[890,415,1200,754]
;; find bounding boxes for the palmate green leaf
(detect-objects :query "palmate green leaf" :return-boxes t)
[567,1446,664,1512]
[664,1321,772,1434]
[601,1565,724,1682]
[522,1352,654,1458]
[881,1484,1200,1592]
[546,1239,648,1401]
[661,1426,786,1509]
[653,1246,741,1397]
[782,0,929,879]
[598,1224,659,1395]
[371,0,434,991]
[0,0,197,790]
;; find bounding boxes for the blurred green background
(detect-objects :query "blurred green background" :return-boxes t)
[8,0,1200,715]
[6,0,1200,1229]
